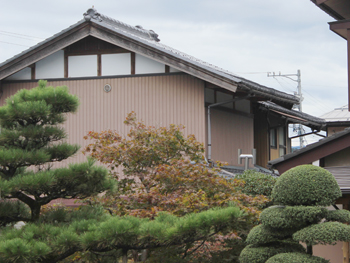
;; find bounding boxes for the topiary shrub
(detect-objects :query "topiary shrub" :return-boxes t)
[266,252,330,263]
[260,205,327,231]
[293,222,350,246]
[235,170,276,197]
[325,209,350,223]
[246,225,285,245]
[239,242,305,263]
[240,165,347,263]
[271,165,341,206]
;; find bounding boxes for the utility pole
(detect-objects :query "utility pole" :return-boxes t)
[267,70,306,148]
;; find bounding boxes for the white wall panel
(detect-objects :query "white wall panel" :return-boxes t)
[135,54,165,74]
[68,55,97,77]
[101,53,131,76]
[6,67,31,80]
[36,50,64,79]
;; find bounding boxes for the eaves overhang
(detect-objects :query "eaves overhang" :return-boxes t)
[329,19,350,40]
[259,101,326,130]
[311,0,350,21]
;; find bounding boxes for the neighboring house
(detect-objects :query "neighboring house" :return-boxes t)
[311,0,350,111]
[0,8,322,168]
[320,104,350,135]
[268,106,350,263]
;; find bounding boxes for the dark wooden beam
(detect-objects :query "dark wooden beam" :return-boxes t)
[64,51,68,78]
[131,52,135,75]
[165,65,170,73]
[97,54,101,76]
[30,64,35,80]
[65,48,130,56]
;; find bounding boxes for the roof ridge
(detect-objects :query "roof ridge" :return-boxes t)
[83,8,160,42]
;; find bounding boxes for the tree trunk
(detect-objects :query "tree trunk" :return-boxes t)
[31,204,41,222]
[122,249,128,263]
[307,244,313,255]
[141,249,148,262]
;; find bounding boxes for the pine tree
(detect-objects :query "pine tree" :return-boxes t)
[0,84,247,262]
[239,165,350,263]
[0,80,112,224]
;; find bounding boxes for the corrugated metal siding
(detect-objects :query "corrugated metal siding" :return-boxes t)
[208,109,254,166]
[1,75,205,166]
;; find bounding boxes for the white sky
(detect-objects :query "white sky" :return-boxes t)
[1,0,347,144]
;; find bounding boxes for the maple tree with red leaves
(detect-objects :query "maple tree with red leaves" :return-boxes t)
[82,112,270,262]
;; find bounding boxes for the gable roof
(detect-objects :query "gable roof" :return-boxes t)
[268,127,350,172]
[0,8,299,107]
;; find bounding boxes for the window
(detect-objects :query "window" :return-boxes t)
[270,128,277,148]
[278,127,286,157]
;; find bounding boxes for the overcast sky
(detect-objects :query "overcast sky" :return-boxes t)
[1,1,347,122]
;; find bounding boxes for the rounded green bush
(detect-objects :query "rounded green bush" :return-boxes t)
[239,242,305,263]
[272,165,341,206]
[293,222,350,245]
[235,170,277,197]
[246,225,282,245]
[325,209,350,223]
[260,205,326,231]
[266,252,329,263]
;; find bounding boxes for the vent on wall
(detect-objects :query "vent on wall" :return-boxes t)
[104,84,112,93]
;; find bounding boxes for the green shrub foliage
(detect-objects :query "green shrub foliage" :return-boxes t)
[271,165,341,206]
[240,165,347,263]
[235,170,277,197]
[246,225,286,245]
[0,206,243,262]
[0,80,114,223]
[266,252,330,263]
[239,242,305,263]
[260,205,327,231]
[325,209,350,223]
[293,222,350,245]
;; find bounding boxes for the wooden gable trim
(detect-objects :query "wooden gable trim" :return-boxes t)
[0,23,90,80]
[89,24,238,93]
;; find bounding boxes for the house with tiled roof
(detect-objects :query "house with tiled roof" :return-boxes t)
[0,8,324,168]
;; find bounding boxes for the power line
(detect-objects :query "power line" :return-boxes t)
[0,30,44,40]
[0,32,41,41]
[0,41,30,47]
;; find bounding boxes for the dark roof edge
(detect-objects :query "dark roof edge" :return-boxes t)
[259,101,326,128]
[310,0,345,20]
[238,83,299,106]
[326,121,350,127]
[268,127,350,167]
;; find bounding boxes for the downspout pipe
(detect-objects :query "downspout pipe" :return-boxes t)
[207,95,252,164]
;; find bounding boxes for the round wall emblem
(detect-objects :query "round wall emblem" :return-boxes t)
[104,84,112,93]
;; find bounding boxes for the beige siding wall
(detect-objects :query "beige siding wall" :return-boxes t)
[1,75,205,165]
[207,109,254,166]
[325,147,350,167]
